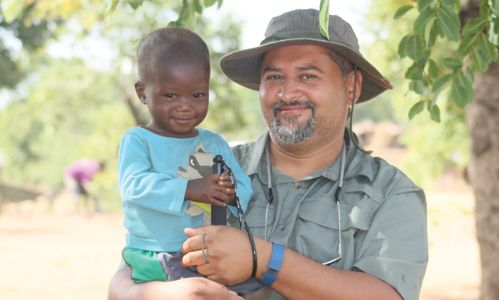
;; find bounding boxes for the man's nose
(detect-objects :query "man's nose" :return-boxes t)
[277,79,301,101]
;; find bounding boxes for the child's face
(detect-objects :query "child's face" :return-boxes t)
[136,61,209,137]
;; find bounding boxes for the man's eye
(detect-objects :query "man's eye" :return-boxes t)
[265,74,282,81]
[301,74,317,80]
[164,93,175,98]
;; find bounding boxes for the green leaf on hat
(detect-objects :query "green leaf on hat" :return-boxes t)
[319,0,330,40]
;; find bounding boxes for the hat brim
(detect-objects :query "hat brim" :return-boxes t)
[220,38,392,103]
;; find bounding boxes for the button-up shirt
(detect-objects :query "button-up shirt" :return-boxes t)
[232,133,428,300]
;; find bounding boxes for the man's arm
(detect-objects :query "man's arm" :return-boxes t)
[182,226,402,300]
[269,246,402,300]
[107,265,243,300]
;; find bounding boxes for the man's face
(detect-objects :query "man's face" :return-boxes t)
[259,45,356,145]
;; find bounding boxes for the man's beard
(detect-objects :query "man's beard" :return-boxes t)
[270,100,316,144]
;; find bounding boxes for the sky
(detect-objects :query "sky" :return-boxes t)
[216,0,371,48]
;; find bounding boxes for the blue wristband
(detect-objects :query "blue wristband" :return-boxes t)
[259,242,285,286]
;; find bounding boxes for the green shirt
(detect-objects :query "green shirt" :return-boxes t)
[232,133,428,300]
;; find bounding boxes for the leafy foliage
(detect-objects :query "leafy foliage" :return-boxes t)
[395,0,498,121]
[0,1,264,211]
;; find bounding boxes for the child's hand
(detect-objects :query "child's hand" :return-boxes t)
[218,172,236,205]
[185,173,235,207]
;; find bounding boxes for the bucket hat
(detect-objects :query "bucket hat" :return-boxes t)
[220,9,392,102]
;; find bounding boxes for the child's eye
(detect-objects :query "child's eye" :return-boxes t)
[192,92,206,99]
[164,93,176,98]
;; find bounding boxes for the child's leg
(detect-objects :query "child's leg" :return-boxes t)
[122,248,168,283]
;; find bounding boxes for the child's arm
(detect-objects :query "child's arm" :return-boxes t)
[118,133,190,215]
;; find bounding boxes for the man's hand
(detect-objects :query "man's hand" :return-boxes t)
[182,226,271,286]
[108,266,243,300]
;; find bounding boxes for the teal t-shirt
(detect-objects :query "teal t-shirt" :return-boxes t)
[118,127,252,252]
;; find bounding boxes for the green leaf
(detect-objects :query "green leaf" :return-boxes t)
[413,8,434,35]
[462,16,488,37]
[429,104,441,122]
[418,0,434,12]
[204,0,217,6]
[450,72,473,107]
[442,57,462,70]
[458,34,479,57]
[436,4,460,41]
[428,59,439,77]
[493,0,499,14]
[127,0,144,10]
[193,0,203,14]
[405,64,423,80]
[424,18,438,47]
[432,74,452,93]
[408,100,425,120]
[470,33,496,72]
[319,0,330,40]
[398,35,411,58]
[105,0,120,17]
[489,19,499,46]
[409,79,427,94]
[0,0,24,22]
[406,35,426,60]
[394,5,414,19]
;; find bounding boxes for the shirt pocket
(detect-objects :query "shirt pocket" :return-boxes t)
[245,201,276,239]
[295,188,377,264]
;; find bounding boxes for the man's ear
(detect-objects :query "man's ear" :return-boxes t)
[346,70,363,106]
[135,81,146,104]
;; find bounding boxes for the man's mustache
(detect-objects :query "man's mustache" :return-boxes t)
[272,100,315,113]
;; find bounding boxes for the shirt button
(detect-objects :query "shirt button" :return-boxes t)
[280,225,285,231]
[295,182,300,188]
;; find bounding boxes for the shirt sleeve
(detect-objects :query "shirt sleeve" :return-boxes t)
[118,132,188,215]
[353,182,428,300]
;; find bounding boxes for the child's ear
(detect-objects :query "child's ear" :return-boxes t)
[135,81,146,104]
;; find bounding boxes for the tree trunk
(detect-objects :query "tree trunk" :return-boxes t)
[465,58,499,300]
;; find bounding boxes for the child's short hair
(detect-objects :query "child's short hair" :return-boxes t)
[136,27,210,81]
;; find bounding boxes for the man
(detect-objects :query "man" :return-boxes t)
[108,9,427,300]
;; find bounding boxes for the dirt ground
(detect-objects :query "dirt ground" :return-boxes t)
[0,183,479,300]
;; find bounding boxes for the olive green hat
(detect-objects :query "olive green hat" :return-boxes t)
[220,9,392,102]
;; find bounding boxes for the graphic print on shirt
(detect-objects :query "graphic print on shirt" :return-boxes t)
[177,144,214,222]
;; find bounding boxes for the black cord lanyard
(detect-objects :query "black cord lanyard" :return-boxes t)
[263,142,345,265]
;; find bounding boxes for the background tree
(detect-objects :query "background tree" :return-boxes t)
[0,0,264,210]
[386,0,498,299]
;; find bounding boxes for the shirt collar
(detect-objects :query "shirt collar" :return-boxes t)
[236,131,375,183]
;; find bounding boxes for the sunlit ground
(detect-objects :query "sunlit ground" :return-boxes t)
[0,175,479,300]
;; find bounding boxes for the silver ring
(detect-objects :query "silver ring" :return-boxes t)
[201,233,209,264]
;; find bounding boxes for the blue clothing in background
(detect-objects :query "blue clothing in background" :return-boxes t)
[118,126,252,252]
